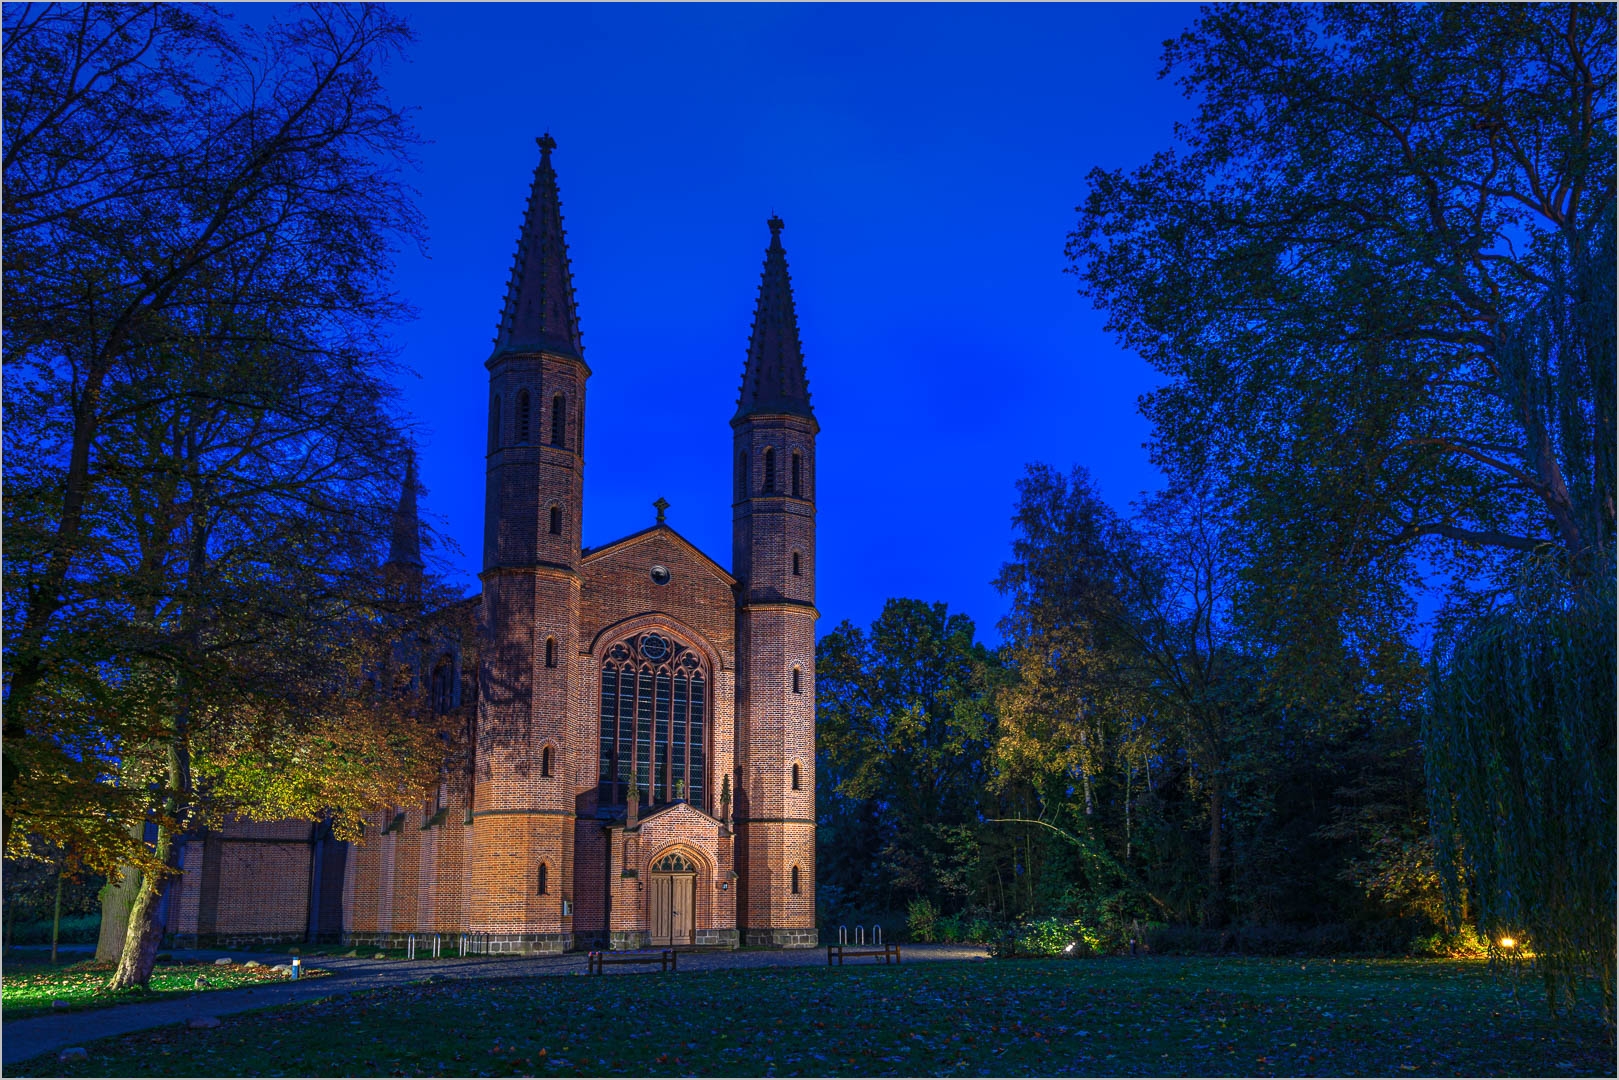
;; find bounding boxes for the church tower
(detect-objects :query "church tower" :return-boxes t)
[472,135,586,951]
[732,216,818,946]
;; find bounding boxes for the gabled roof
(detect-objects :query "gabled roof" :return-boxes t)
[580,523,736,586]
[734,216,813,422]
[490,134,584,362]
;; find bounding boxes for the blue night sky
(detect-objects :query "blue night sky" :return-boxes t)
[331,3,1199,643]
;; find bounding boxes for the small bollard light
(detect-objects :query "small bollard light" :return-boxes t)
[1500,936,1517,951]
[291,957,301,980]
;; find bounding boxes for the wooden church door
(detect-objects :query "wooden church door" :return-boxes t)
[649,852,696,946]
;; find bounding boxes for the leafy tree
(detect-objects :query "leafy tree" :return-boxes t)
[1070,4,1615,621]
[1,4,450,988]
[1,2,424,855]
[816,600,1002,914]
[996,465,1254,922]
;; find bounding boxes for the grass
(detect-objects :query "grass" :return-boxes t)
[1,956,329,1020]
[11,956,1615,1077]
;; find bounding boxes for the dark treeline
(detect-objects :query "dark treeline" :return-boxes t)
[815,473,1438,956]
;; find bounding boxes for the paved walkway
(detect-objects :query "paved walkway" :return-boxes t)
[2,943,988,1066]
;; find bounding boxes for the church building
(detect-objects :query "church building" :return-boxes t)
[158,137,819,952]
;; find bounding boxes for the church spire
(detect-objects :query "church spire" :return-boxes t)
[491,134,583,360]
[734,216,813,421]
[385,453,423,570]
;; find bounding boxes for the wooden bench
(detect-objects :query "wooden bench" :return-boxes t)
[826,942,901,966]
[586,949,678,975]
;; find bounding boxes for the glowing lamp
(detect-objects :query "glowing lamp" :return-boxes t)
[1500,937,1517,950]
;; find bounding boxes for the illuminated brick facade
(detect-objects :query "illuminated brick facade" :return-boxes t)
[165,139,818,952]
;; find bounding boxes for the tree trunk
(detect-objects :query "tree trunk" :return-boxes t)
[108,723,190,990]
[1203,775,1225,926]
[97,816,149,963]
[50,864,65,965]
[96,865,143,963]
[107,825,177,989]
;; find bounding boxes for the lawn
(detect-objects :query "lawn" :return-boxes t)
[1,956,328,1020]
[12,956,1614,1077]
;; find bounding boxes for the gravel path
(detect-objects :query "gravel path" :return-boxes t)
[2,943,988,1066]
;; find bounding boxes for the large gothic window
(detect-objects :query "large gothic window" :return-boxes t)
[598,633,707,812]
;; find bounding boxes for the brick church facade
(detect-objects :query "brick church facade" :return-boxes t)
[160,137,819,952]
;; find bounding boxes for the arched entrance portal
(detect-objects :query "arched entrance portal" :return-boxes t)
[649,852,696,946]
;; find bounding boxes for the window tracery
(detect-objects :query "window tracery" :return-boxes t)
[598,633,707,812]
[652,852,696,874]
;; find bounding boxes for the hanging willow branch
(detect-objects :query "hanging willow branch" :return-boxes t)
[1424,571,1616,1024]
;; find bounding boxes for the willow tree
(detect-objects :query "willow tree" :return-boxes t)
[1425,572,1616,1022]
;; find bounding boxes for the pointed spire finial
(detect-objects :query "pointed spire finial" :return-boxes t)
[491,137,583,360]
[653,497,670,524]
[734,216,813,422]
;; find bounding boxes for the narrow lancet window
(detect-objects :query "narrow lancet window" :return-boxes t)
[763,448,776,493]
[792,667,802,694]
[549,506,562,536]
[541,745,554,777]
[516,389,531,444]
[791,762,800,791]
[490,395,501,450]
[551,393,566,447]
[791,452,802,497]
[791,865,801,894]
[792,551,801,576]
[538,863,549,895]
[545,637,557,668]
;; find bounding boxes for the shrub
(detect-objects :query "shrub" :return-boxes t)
[5,913,101,945]
[906,899,940,944]
[1411,925,1488,958]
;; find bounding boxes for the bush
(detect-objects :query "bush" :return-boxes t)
[907,899,940,944]
[989,916,1105,958]
[5,913,102,945]
[1411,925,1488,958]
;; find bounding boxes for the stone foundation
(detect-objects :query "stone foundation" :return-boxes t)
[166,932,308,950]
[745,927,818,948]
[346,931,574,956]
[694,928,740,948]
[609,930,651,951]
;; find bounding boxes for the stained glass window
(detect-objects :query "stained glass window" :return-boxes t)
[596,634,710,812]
